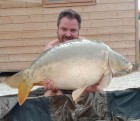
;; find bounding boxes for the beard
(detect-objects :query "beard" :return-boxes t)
[57,29,79,43]
[57,34,79,43]
[62,36,74,42]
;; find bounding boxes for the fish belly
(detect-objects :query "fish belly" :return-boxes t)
[47,59,105,90]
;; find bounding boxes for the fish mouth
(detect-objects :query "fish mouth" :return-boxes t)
[122,63,133,75]
[113,63,133,77]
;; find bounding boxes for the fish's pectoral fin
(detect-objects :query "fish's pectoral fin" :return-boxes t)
[99,68,112,89]
[18,80,33,105]
[72,85,87,103]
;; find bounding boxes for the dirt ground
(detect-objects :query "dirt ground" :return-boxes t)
[0,68,140,96]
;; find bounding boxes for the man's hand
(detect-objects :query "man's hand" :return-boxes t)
[84,83,101,93]
[44,80,63,96]
[44,80,58,92]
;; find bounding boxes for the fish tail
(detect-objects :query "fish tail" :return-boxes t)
[4,71,24,88]
[4,71,33,105]
[18,80,45,105]
[18,81,33,105]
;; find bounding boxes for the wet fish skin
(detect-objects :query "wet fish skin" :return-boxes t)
[3,39,132,105]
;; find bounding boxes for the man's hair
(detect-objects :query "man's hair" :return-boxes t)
[57,9,82,29]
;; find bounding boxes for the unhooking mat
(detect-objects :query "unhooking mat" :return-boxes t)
[0,88,140,121]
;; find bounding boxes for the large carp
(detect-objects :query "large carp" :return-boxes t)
[4,39,132,105]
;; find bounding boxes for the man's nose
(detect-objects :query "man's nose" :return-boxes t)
[65,31,71,37]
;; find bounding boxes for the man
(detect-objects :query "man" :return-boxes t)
[44,9,101,96]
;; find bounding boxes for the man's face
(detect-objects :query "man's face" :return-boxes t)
[57,17,80,43]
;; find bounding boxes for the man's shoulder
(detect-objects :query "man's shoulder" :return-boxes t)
[44,40,60,51]
[49,39,60,45]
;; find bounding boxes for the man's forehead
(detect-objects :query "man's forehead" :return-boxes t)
[59,17,79,28]
[60,17,78,24]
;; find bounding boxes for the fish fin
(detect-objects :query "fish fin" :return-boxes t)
[72,86,87,103]
[3,71,33,105]
[4,71,24,88]
[33,81,45,86]
[18,81,33,105]
[99,68,112,89]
